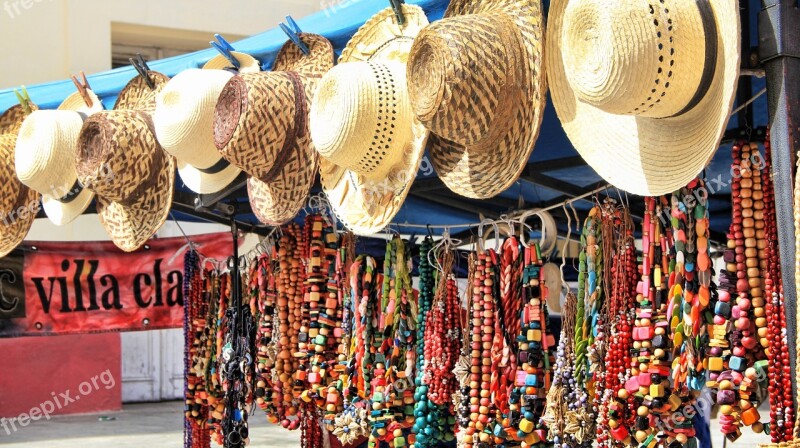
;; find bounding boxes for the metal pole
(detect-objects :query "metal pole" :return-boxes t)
[759,0,800,411]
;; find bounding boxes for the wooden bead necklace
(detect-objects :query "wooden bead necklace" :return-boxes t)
[254,250,280,423]
[597,205,637,447]
[463,249,499,447]
[184,249,213,448]
[762,132,795,442]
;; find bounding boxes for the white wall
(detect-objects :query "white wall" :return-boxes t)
[0,0,322,89]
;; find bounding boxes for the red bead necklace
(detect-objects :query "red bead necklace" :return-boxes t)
[762,132,795,441]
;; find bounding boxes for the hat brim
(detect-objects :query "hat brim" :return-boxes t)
[96,155,175,252]
[177,160,241,195]
[0,134,38,257]
[425,0,547,199]
[248,131,318,225]
[41,187,95,226]
[546,0,740,196]
[319,5,430,235]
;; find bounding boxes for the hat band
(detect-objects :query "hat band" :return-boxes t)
[197,157,230,175]
[56,179,84,204]
[669,0,718,118]
[263,71,306,180]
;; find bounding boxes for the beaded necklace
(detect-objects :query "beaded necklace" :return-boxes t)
[711,141,768,441]
[184,250,212,448]
[463,249,499,447]
[506,241,555,446]
[411,236,437,448]
[762,132,795,442]
[543,290,578,448]
[255,250,280,423]
[275,224,304,430]
[596,204,636,447]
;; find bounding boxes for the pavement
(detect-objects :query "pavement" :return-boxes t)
[0,400,773,447]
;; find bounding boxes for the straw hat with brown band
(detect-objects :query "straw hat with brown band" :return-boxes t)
[547,0,740,196]
[153,52,260,194]
[0,103,40,257]
[15,89,104,226]
[214,33,333,225]
[309,5,430,235]
[405,0,546,200]
[76,71,175,252]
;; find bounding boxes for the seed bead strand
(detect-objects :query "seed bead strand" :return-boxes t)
[762,132,795,442]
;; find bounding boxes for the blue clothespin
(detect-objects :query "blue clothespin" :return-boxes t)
[210,34,241,69]
[12,85,33,114]
[279,15,309,55]
[389,0,405,25]
[128,54,155,90]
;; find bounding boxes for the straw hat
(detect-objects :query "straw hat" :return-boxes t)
[405,0,546,199]
[15,91,104,225]
[547,0,740,196]
[153,53,261,194]
[76,71,175,252]
[310,5,429,235]
[0,104,40,257]
[214,34,333,224]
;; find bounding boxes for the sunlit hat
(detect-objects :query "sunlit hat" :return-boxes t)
[152,52,261,194]
[76,71,175,252]
[310,5,429,235]
[15,90,103,225]
[405,0,547,199]
[0,103,40,257]
[214,34,334,224]
[547,0,740,196]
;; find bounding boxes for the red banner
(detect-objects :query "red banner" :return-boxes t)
[0,232,233,337]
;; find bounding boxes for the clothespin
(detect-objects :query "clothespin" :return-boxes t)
[279,15,309,55]
[128,54,155,90]
[70,71,93,108]
[13,86,33,114]
[389,0,405,25]
[210,34,241,70]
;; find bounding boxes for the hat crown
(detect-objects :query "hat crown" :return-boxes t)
[77,110,161,203]
[561,0,711,118]
[310,61,412,181]
[155,69,233,169]
[15,110,84,197]
[407,12,525,148]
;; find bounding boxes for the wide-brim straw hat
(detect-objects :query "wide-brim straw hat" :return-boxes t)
[310,5,429,235]
[214,33,333,224]
[0,104,40,257]
[547,0,740,196]
[76,71,175,252]
[405,0,546,199]
[153,53,261,194]
[15,91,103,225]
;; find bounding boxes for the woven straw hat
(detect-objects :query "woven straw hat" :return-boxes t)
[405,0,546,199]
[310,5,429,235]
[76,71,175,252]
[547,0,740,196]
[15,91,103,225]
[214,34,333,224]
[0,104,40,257]
[152,53,261,194]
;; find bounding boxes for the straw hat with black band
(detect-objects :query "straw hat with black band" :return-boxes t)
[76,71,175,252]
[309,5,430,235]
[0,103,40,257]
[547,0,740,196]
[153,52,260,194]
[15,90,104,225]
[405,0,546,199]
[214,33,334,225]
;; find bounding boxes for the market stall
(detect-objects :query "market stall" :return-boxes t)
[1,0,798,447]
